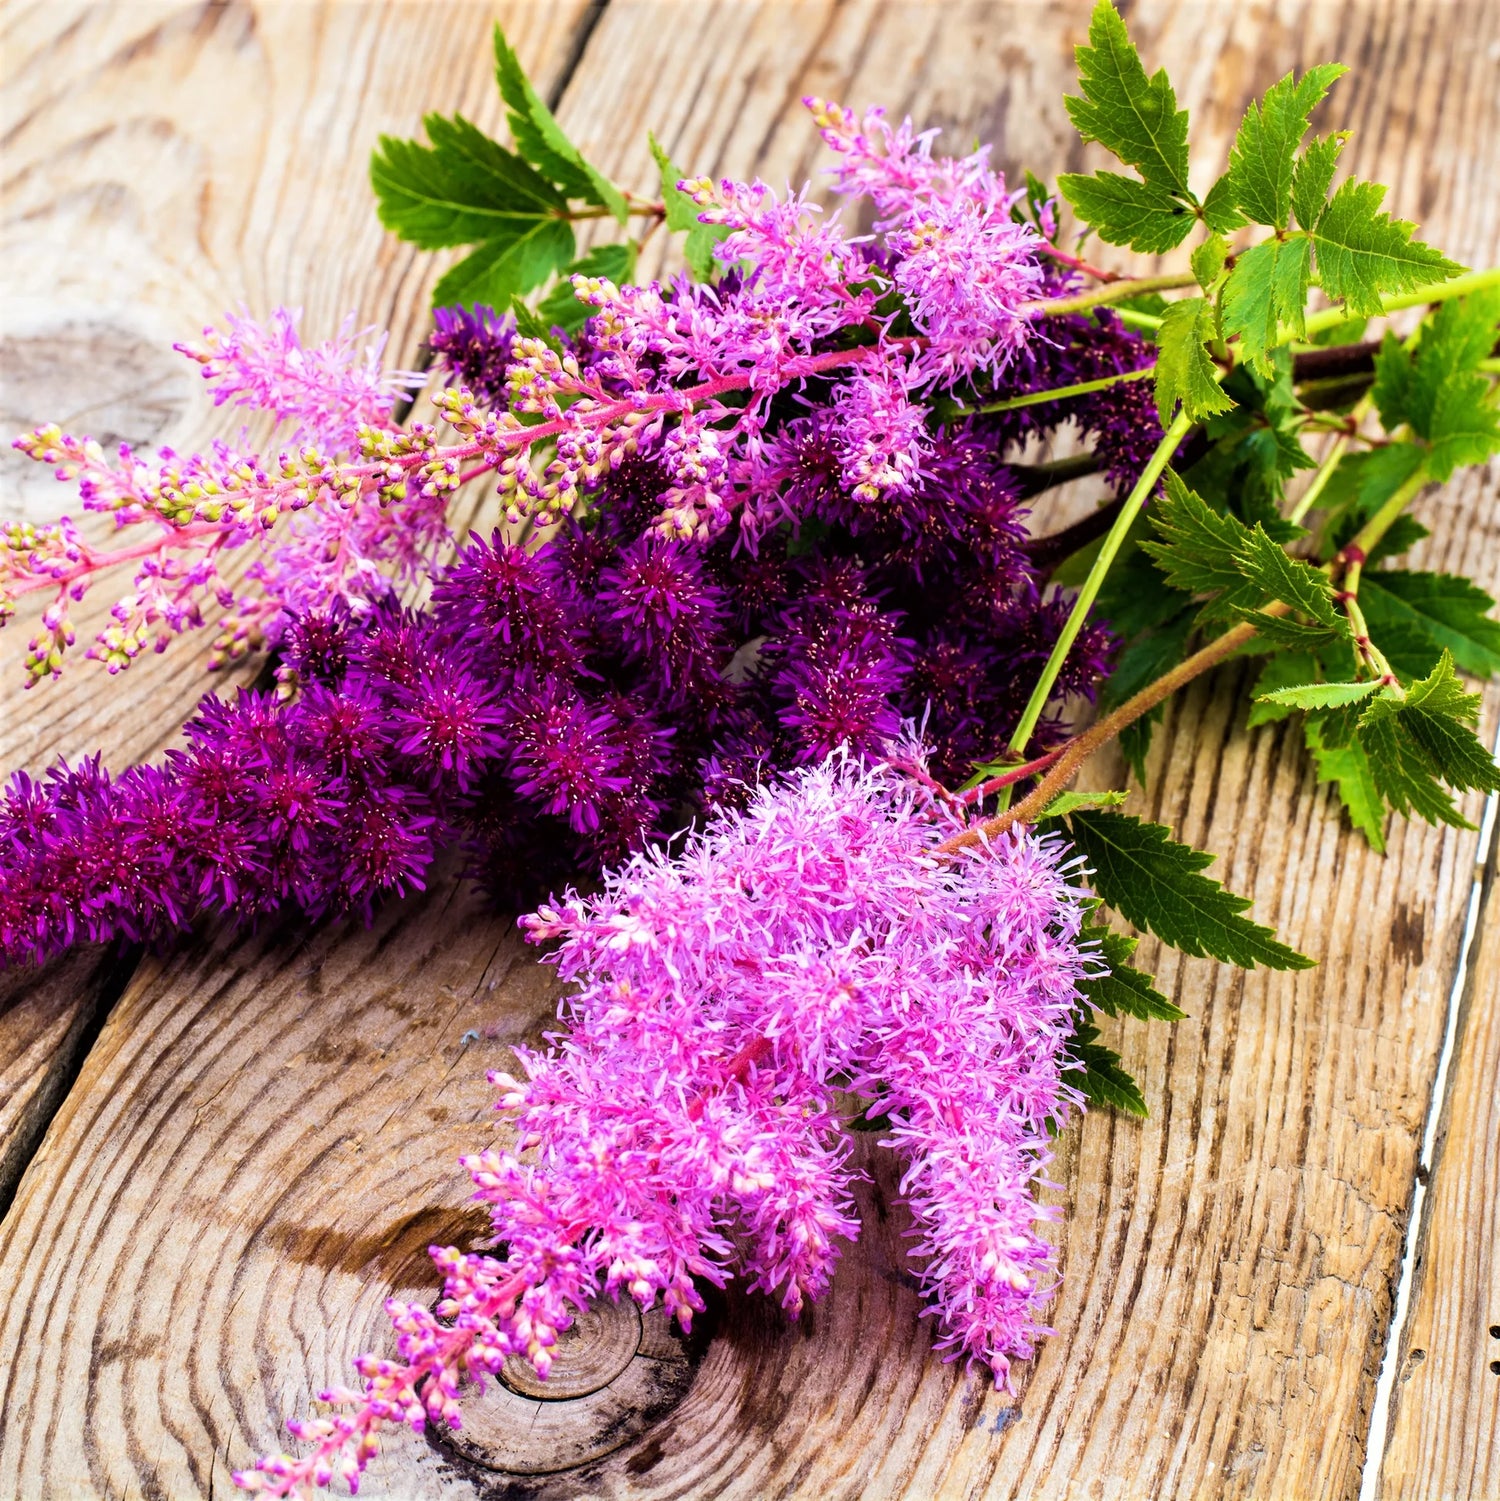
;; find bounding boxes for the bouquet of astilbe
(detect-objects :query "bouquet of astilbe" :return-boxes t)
[1,6,1497,1494]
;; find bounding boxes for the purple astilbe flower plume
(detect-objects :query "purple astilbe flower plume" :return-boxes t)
[236,751,1097,1497]
[427,305,515,409]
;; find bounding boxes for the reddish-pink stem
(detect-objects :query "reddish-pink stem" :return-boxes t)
[1038,244,1122,284]
[954,746,1066,806]
[10,520,227,601]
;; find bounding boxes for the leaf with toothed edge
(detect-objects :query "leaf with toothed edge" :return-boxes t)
[1066,809,1314,970]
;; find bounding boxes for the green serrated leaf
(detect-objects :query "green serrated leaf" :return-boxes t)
[648,132,732,280]
[1066,0,1192,197]
[1291,132,1346,231]
[1357,713,1470,827]
[1305,714,1387,850]
[1365,648,1480,723]
[1359,599,1446,682]
[1155,296,1235,424]
[493,25,627,221]
[1221,235,1312,372]
[1119,718,1155,789]
[1426,371,1500,482]
[371,118,567,250]
[1082,925,1186,1021]
[1140,469,1256,596]
[1317,443,1427,537]
[1068,809,1314,970]
[1355,652,1496,817]
[1373,293,1500,480]
[505,296,560,351]
[1371,330,1415,429]
[1255,678,1381,710]
[1042,788,1130,819]
[1416,284,1500,373]
[535,242,638,331]
[1311,177,1463,317]
[430,216,577,310]
[1363,515,1431,566]
[1058,170,1194,252]
[1191,233,1230,290]
[1401,707,1500,792]
[1099,606,1196,708]
[1201,172,1249,233]
[1359,571,1500,678]
[1227,64,1347,229]
[1247,651,1320,726]
[1233,610,1347,650]
[1235,525,1342,627]
[1065,1017,1150,1116]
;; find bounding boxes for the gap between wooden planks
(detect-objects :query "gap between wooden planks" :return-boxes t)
[0,1,1497,1498]
[0,0,600,1213]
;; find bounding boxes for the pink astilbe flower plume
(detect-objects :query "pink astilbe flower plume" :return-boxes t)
[176,306,424,456]
[236,751,1098,1497]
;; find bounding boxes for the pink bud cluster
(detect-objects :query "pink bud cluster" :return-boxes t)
[5,310,450,680]
[237,750,1098,1496]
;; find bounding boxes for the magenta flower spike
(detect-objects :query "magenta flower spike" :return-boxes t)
[236,751,1096,1496]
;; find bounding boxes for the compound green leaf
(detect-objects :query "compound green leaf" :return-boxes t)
[1068,809,1314,969]
[1066,1,1192,196]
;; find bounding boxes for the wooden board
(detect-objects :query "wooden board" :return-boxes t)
[0,0,597,1264]
[1376,827,1500,1501]
[0,2,1497,1499]
[0,0,592,771]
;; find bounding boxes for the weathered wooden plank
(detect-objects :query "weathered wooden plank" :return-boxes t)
[0,4,1496,1501]
[0,0,596,1258]
[1376,827,1500,1501]
[0,0,593,771]
[0,947,133,1214]
[0,864,567,1501]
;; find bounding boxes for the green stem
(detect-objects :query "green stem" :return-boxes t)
[973,366,1153,415]
[1346,461,1430,559]
[1025,271,1198,320]
[1116,308,1165,334]
[1337,557,1400,687]
[1004,409,1194,765]
[1287,391,1374,524]
[1301,267,1500,339]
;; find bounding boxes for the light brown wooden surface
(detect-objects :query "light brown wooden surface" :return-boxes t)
[0,3,1497,1500]
[0,0,595,1228]
[1377,825,1500,1501]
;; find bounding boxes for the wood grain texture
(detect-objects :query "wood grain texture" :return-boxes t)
[0,3,1497,1500]
[0,863,570,1501]
[0,945,133,1213]
[0,0,593,771]
[0,0,597,1316]
[1376,832,1500,1501]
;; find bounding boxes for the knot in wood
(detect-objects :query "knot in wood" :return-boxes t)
[433,1300,704,1477]
[500,1298,642,1399]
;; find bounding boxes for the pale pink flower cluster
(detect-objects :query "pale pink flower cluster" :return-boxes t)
[237,752,1097,1497]
[808,98,1048,380]
[542,98,1045,539]
[177,306,423,456]
[7,310,446,676]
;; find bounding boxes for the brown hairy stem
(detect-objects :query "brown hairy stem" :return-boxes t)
[1289,340,1381,380]
[936,614,1273,852]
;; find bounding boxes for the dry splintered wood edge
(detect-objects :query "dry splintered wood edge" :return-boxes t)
[1376,841,1500,1500]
